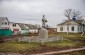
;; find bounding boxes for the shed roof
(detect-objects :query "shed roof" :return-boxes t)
[18,23,28,30]
[9,22,28,30]
[25,24,38,29]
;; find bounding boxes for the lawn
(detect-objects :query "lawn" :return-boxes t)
[0,40,82,53]
[0,41,40,53]
[0,33,85,54]
[45,40,81,48]
[49,32,85,40]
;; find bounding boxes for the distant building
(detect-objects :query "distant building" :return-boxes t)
[0,17,9,29]
[9,22,21,35]
[47,28,57,32]
[57,20,85,33]
[0,17,12,36]
[0,17,39,36]
[25,24,38,33]
[18,23,29,35]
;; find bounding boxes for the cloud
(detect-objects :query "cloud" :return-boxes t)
[0,0,85,27]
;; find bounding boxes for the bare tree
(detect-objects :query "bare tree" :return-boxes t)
[64,9,72,20]
[64,9,82,20]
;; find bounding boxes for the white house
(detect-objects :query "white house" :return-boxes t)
[0,17,28,35]
[0,17,13,36]
[0,17,10,29]
[57,20,85,33]
[17,23,29,34]
[25,24,38,33]
[0,17,21,35]
[0,17,39,35]
[9,22,21,35]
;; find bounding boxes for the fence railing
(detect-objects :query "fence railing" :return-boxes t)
[19,36,64,44]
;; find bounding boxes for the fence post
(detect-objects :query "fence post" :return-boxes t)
[28,38,30,44]
[18,37,21,42]
[61,36,63,41]
[41,39,44,45]
[56,37,59,41]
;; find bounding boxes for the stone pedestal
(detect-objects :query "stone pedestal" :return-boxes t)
[39,28,48,39]
[39,28,48,45]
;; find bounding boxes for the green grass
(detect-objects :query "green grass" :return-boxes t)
[0,40,82,53]
[62,34,85,40]
[0,41,40,53]
[0,33,85,53]
[45,40,81,48]
[49,32,85,40]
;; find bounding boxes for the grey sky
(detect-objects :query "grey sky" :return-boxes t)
[0,0,85,27]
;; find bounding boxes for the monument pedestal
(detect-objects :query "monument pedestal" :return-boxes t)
[39,28,48,45]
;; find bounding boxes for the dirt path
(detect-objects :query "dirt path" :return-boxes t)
[0,47,85,55]
[31,47,85,55]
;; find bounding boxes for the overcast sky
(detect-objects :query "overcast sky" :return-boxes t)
[0,0,85,27]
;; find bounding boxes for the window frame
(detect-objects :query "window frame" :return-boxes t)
[2,22,8,25]
[67,26,69,31]
[71,26,74,31]
[4,22,7,25]
[13,24,16,27]
[60,27,63,31]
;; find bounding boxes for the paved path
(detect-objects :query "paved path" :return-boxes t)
[31,47,85,55]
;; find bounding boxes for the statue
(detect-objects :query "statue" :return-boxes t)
[38,15,48,45]
[42,15,47,28]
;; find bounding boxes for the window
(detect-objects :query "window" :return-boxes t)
[80,26,82,31]
[60,27,63,31]
[78,26,81,31]
[71,26,74,31]
[2,23,3,25]
[78,26,79,31]
[4,22,7,25]
[78,26,82,31]
[13,24,16,27]
[67,26,69,31]
[2,22,7,25]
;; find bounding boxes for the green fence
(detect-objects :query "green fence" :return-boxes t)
[0,29,12,36]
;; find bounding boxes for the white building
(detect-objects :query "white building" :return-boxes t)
[57,20,85,33]
[25,24,38,33]
[0,17,10,29]
[9,22,21,35]
[0,17,39,35]
[17,23,29,34]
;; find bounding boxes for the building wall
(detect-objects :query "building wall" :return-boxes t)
[84,26,85,32]
[57,25,82,33]
[0,20,9,29]
[9,23,21,35]
[29,29,38,33]
[21,25,29,34]
[9,23,30,35]
[9,23,21,31]
[21,30,29,34]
